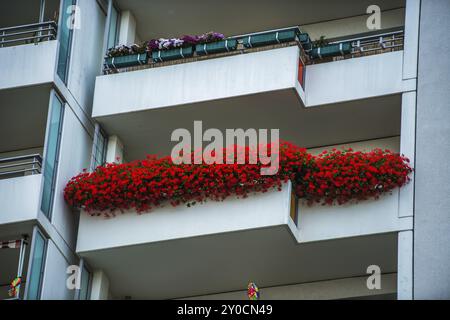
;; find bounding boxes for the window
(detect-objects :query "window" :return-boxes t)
[106,4,120,50]
[78,265,92,300]
[91,125,108,170]
[41,93,64,219]
[57,0,77,83]
[26,229,47,300]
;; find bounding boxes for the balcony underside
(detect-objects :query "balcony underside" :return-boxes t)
[81,227,398,300]
[78,183,411,299]
[0,84,49,154]
[96,91,401,161]
[116,0,404,39]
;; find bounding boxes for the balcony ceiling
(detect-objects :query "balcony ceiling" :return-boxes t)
[0,0,60,29]
[81,229,397,299]
[96,93,401,162]
[116,0,405,40]
[0,85,50,154]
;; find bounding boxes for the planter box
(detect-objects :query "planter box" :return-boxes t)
[105,53,148,69]
[242,29,297,48]
[310,42,352,59]
[152,46,194,62]
[299,33,312,51]
[195,39,238,56]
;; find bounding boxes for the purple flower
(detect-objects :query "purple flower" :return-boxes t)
[181,35,200,45]
[147,39,159,51]
[147,31,225,52]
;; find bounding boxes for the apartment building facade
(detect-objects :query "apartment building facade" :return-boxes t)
[0,0,449,300]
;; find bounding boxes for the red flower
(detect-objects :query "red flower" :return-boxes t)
[63,142,412,216]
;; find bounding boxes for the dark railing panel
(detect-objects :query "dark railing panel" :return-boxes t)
[0,21,57,48]
[309,29,404,64]
[0,154,43,179]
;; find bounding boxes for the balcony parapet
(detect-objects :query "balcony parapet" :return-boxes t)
[0,37,58,90]
[0,157,43,225]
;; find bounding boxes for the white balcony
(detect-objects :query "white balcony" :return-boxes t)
[0,40,57,91]
[0,172,42,226]
[77,179,411,299]
[93,30,409,160]
[0,0,60,91]
[94,30,411,114]
[305,50,407,106]
[0,84,48,229]
[94,45,303,117]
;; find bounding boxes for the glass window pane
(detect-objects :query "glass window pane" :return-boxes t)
[107,6,119,49]
[57,0,76,82]
[79,266,91,300]
[41,94,64,218]
[27,231,47,300]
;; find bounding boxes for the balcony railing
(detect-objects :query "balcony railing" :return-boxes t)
[103,27,404,74]
[103,26,309,74]
[308,29,404,64]
[0,154,43,180]
[0,21,57,48]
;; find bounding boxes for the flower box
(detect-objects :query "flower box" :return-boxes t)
[299,33,312,51]
[310,42,352,59]
[242,29,297,48]
[152,46,194,62]
[195,39,238,56]
[104,53,148,69]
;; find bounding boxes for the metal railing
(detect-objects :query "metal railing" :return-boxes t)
[309,29,404,64]
[0,21,57,48]
[104,26,308,74]
[103,27,404,73]
[0,154,43,179]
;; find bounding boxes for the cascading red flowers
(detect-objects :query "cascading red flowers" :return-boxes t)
[64,141,412,215]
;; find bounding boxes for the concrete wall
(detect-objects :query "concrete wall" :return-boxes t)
[37,0,103,271]
[118,11,137,45]
[51,105,92,251]
[90,269,110,300]
[77,182,292,253]
[67,0,106,115]
[301,8,405,41]
[304,51,405,106]
[93,45,412,120]
[22,0,104,300]
[0,175,42,225]
[40,239,77,300]
[92,46,300,117]
[297,190,411,243]
[414,0,450,299]
[307,136,400,155]
[185,273,397,300]
[0,41,57,90]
